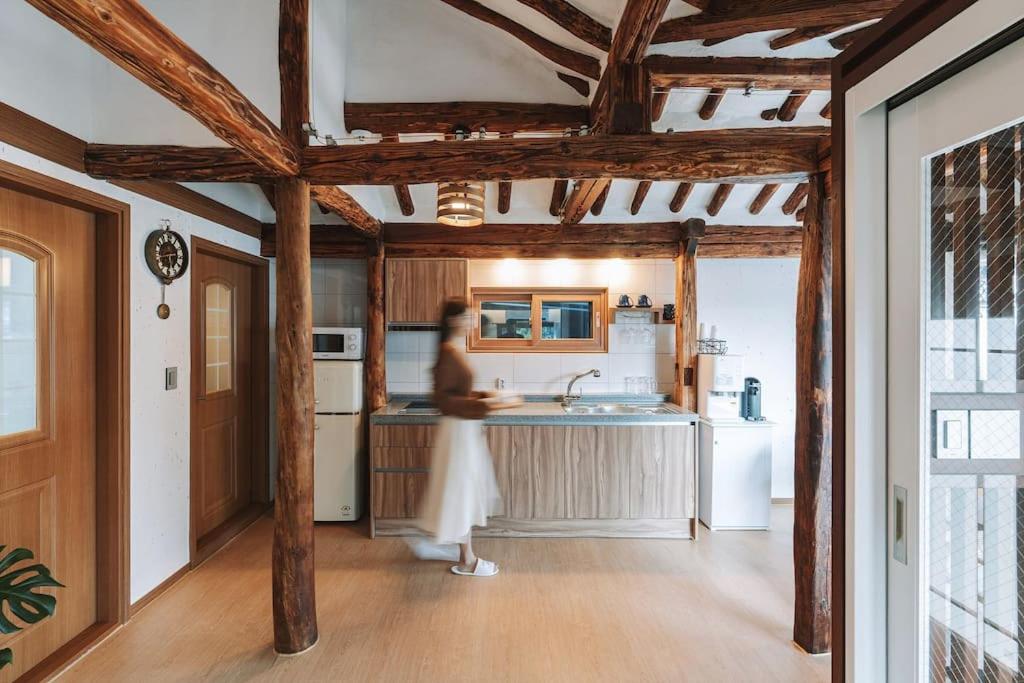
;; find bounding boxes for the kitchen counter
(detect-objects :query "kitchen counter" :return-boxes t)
[369,396,699,540]
[371,397,699,426]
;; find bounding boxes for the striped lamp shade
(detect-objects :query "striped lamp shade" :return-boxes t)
[436,181,485,227]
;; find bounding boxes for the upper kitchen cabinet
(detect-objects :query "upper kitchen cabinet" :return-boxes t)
[385,258,467,323]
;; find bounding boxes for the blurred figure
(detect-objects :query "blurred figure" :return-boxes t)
[417,298,501,577]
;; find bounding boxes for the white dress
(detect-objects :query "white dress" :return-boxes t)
[417,416,501,544]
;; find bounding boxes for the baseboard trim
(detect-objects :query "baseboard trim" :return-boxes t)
[375,517,694,539]
[129,563,190,619]
[771,497,795,505]
[192,502,271,568]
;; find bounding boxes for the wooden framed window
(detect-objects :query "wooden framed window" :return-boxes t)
[469,287,607,352]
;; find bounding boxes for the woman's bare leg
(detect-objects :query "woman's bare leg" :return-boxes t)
[458,531,477,571]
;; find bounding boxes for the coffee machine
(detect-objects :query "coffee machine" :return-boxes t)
[741,377,764,421]
[697,354,744,421]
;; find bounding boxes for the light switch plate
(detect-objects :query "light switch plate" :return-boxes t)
[165,367,178,391]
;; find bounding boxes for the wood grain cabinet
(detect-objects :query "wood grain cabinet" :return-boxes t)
[371,422,696,538]
[385,258,467,323]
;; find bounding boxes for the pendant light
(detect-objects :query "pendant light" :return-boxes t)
[436,126,485,227]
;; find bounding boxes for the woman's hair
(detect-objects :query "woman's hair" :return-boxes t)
[437,298,469,345]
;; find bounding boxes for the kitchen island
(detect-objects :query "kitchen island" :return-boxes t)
[370,398,700,539]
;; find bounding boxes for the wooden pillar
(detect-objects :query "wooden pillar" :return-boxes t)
[272,177,318,655]
[674,239,698,411]
[793,171,832,654]
[366,238,387,411]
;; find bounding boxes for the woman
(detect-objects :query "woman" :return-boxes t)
[417,298,502,577]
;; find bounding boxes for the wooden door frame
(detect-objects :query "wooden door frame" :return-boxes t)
[0,158,131,676]
[832,2,985,679]
[188,236,270,567]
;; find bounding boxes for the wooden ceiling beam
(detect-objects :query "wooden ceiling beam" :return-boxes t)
[829,22,878,50]
[630,180,653,215]
[763,90,811,121]
[645,56,831,90]
[652,91,670,122]
[384,221,687,244]
[556,72,591,97]
[819,100,832,119]
[769,23,846,50]
[749,183,780,214]
[515,0,612,51]
[782,183,809,215]
[439,0,601,79]
[698,88,726,120]
[279,0,309,150]
[303,128,825,185]
[497,181,513,214]
[652,0,900,44]
[309,186,381,237]
[85,144,269,182]
[590,182,611,216]
[669,182,693,212]
[344,101,590,136]
[706,183,734,216]
[25,0,298,176]
[608,0,673,65]
[393,184,415,216]
[563,179,610,222]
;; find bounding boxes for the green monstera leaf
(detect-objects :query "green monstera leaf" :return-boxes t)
[0,546,63,636]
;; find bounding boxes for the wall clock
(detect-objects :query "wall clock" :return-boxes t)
[145,221,189,319]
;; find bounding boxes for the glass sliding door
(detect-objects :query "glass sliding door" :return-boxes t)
[887,33,1024,681]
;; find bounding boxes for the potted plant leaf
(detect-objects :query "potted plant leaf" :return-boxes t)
[0,546,63,671]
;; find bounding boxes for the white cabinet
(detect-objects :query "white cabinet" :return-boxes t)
[698,420,773,530]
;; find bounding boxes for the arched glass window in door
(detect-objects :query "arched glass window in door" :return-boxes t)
[0,248,38,436]
[204,281,234,394]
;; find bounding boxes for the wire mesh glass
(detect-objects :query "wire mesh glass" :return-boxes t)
[926,120,1024,682]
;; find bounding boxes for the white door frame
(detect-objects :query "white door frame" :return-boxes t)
[844,2,1024,681]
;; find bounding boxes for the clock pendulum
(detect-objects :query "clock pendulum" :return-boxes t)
[157,284,170,319]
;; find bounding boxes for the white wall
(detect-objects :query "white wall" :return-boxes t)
[0,142,261,602]
[697,258,799,498]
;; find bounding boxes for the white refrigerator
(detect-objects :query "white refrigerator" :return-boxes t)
[313,360,364,521]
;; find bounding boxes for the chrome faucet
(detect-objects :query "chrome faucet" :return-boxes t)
[563,369,601,406]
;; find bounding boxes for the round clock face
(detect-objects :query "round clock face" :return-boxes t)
[145,229,189,284]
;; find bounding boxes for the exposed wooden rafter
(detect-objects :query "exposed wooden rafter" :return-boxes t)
[706,183,734,216]
[749,183,780,214]
[652,91,670,122]
[769,23,845,50]
[645,56,831,91]
[497,181,512,213]
[556,72,591,97]
[564,179,610,222]
[630,180,653,215]
[439,0,601,79]
[819,100,832,119]
[669,182,694,213]
[762,90,811,122]
[25,0,298,176]
[590,182,611,216]
[393,184,415,216]
[309,186,381,237]
[652,0,900,44]
[829,22,878,50]
[698,88,726,120]
[515,0,612,51]
[344,101,590,136]
[782,183,809,215]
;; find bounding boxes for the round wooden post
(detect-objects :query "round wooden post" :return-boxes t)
[793,171,832,654]
[366,239,387,412]
[272,177,318,654]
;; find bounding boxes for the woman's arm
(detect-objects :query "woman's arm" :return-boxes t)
[433,353,491,419]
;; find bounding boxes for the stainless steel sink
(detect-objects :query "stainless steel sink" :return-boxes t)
[562,403,675,415]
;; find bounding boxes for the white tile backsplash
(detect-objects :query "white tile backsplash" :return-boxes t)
[311,259,367,328]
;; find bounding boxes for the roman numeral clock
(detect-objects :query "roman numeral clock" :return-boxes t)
[145,220,189,319]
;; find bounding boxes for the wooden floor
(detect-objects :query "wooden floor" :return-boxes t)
[61,506,829,682]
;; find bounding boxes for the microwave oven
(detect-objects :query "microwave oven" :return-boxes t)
[312,327,364,360]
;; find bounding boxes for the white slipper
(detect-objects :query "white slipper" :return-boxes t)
[450,558,499,577]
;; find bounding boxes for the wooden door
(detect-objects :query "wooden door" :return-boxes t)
[0,187,97,680]
[191,248,254,547]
